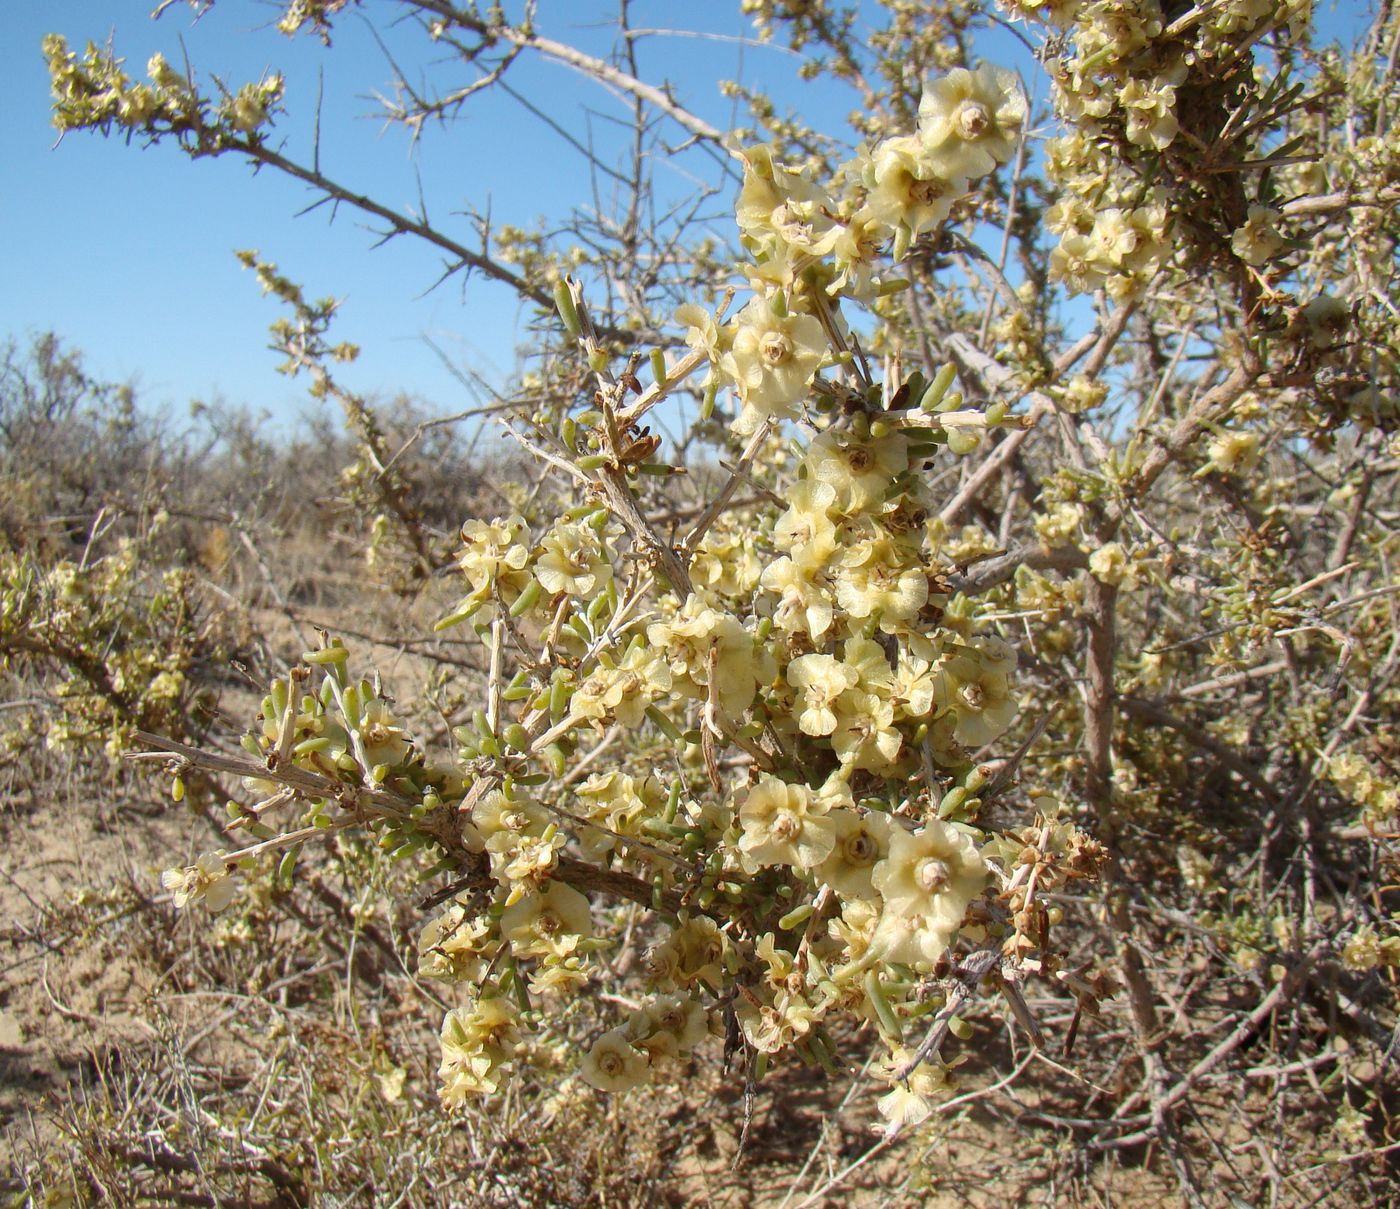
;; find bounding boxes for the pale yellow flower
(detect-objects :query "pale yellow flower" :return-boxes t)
[760,556,835,638]
[871,821,985,966]
[836,536,929,626]
[161,852,238,912]
[1231,205,1286,266]
[735,144,838,257]
[939,637,1017,749]
[737,776,837,871]
[861,134,966,244]
[628,992,710,1059]
[535,521,610,598]
[1048,233,1110,295]
[458,515,531,597]
[774,479,840,565]
[417,903,497,983]
[720,295,827,431]
[874,1047,957,1136]
[647,598,775,717]
[805,430,911,514]
[579,1027,650,1091]
[830,691,902,772]
[788,653,859,737]
[500,880,593,959]
[918,65,1026,181]
[816,808,893,901]
[438,994,520,1105]
[1119,77,1179,150]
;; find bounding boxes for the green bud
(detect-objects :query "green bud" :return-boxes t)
[302,643,350,666]
[542,742,567,778]
[892,223,913,263]
[939,786,969,817]
[779,903,814,930]
[919,363,958,412]
[864,969,903,1042]
[553,279,582,337]
[947,427,982,456]
[549,678,572,722]
[277,845,299,889]
[509,578,542,618]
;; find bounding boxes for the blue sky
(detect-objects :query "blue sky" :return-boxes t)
[2,2,851,426]
[3,2,1365,430]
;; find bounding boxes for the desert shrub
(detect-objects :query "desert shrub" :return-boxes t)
[12,2,1400,1206]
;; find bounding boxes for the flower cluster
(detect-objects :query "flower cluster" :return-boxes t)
[683,62,1025,431]
[45,34,283,145]
[1010,0,1314,296]
[159,61,1084,1135]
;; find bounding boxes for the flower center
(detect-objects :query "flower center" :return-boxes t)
[599,1050,624,1076]
[909,177,947,208]
[845,831,878,865]
[960,682,986,711]
[956,100,990,140]
[760,330,794,365]
[644,946,675,977]
[917,856,952,893]
[771,810,801,841]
